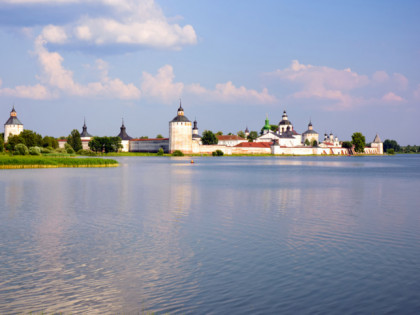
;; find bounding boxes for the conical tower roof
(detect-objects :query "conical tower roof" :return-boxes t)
[373,134,382,143]
[117,119,132,140]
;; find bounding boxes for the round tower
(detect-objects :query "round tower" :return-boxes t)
[4,106,24,143]
[169,101,192,153]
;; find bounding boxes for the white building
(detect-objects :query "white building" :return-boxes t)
[169,101,193,153]
[216,135,247,146]
[301,121,319,145]
[4,106,23,143]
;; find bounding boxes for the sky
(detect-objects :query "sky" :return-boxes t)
[0,0,419,145]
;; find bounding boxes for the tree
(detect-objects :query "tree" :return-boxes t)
[304,139,310,146]
[311,140,318,147]
[0,136,3,152]
[5,134,25,151]
[216,131,223,136]
[352,132,366,153]
[247,131,258,142]
[42,136,59,149]
[140,136,149,139]
[88,137,122,153]
[201,130,218,145]
[19,130,42,148]
[383,139,401,153]
[156,134,163,139]
[237,130,246,138]
[88,137,102,153]
[341,141,353,149]
[67,129,82,152]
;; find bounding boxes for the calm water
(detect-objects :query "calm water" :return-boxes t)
[1,155,420,314]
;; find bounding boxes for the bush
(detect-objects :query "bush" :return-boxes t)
[55,148,67,154]
[172,150,184,156]
[29,146,41,155]
[64,143,75,154]
[212,150,224,156]
[387,148,395,155]
[14,143,29,155]
[157,148,164,156]
[41,147,52,154]
[77,149,97,156]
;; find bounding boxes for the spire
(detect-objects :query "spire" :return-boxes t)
[178,99,184,111]
[373,134,382,143]
[193,118,198,130]
[80,118,92,137]
[121,117,125,127]
[10,104,17,117]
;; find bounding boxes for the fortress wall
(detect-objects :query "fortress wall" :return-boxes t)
[130,139,169,152]
[230,147,271,155]
[198,145,232,155]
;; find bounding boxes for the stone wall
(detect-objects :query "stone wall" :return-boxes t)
[130,139,169,152]
[169,121,193,153]
[4,124,24,143]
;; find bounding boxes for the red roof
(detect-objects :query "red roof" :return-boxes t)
[234,142,271,148]
[130,138,169,141]
[217,135,246,141]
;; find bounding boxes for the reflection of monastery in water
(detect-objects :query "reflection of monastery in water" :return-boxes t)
[4,104,383,155]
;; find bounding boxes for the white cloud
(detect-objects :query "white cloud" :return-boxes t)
[41,25,68,44]
[267,60,417,110]
[141,65,184,104]
[140,65,277,105]
[33,37,141,99]
[414,84,420,100]
[372,70,389,83]
[0,80,54,100]
[268,60,369,109]
[382,92,404,102]
[9,0,198,50]
[392,73,409,91]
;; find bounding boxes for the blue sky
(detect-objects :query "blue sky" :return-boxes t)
[0,0,419,144]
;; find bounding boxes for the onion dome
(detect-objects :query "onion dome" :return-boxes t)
[117,119,132,140]
[171,100,190,122]
[80,118,92,137]
[279,110,292,125]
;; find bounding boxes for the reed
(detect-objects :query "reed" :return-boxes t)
[0,156,118,168]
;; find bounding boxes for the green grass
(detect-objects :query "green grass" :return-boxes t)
[0,155,118,168]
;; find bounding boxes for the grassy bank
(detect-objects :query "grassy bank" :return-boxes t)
[0,155,118,169]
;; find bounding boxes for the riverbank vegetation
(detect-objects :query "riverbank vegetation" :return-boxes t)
[0,155,118,168]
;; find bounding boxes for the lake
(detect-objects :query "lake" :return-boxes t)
[1,155,420,314]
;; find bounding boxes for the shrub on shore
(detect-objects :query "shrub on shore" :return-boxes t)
[172,150,184,156]
[212,150,224,156]
[14,143,29,155]
[157,148,164,156]
[29,146,41,155]
[387,148,395,155]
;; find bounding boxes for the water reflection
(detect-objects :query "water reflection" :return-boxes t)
[1,156,420,314]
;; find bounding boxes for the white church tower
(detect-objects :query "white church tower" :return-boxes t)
[4,106,24,143]
[169,101,193,153]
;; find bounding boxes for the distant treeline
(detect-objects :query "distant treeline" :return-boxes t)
[384,139,419,154]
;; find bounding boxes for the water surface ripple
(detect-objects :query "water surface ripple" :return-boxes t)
[1,155,420,314]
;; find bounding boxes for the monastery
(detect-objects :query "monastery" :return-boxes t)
[3,105,383,155]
